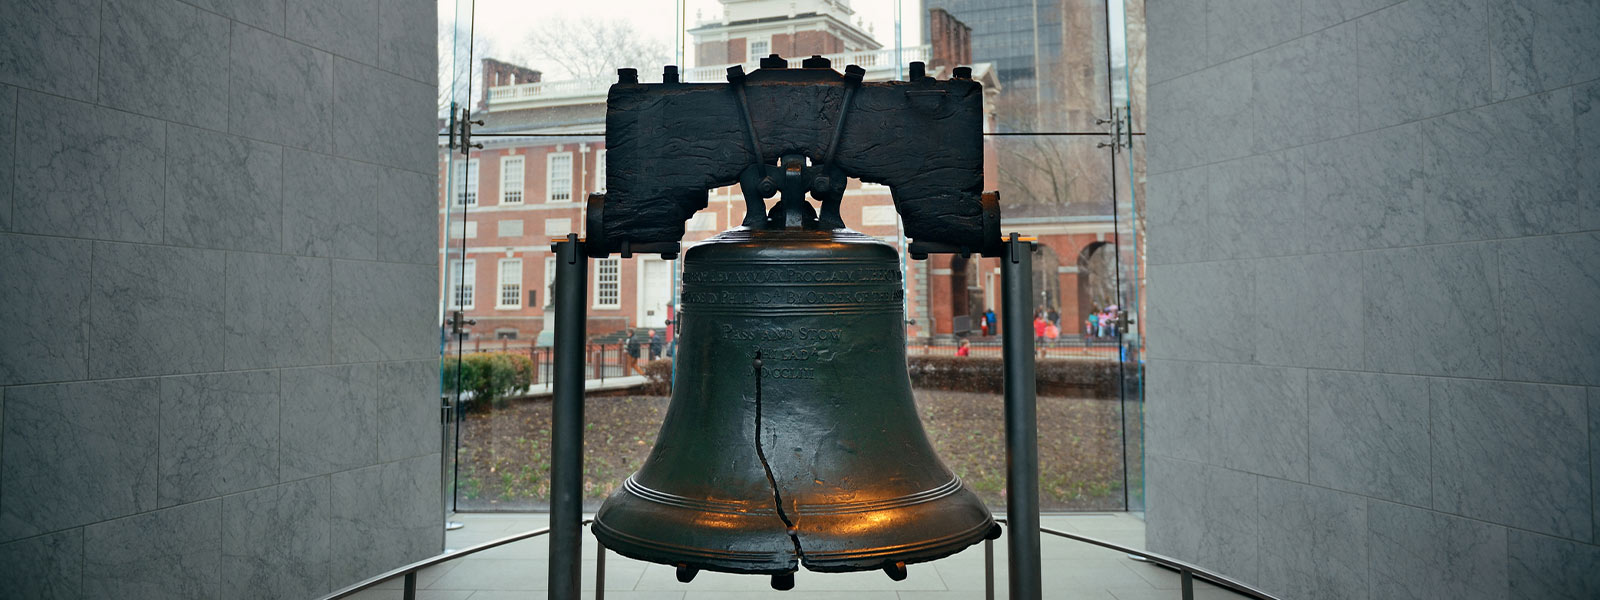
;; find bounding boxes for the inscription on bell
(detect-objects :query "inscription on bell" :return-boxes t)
[681,268,901,284]
[683,289,903,305]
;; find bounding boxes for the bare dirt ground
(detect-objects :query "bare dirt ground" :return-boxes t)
[453,389,1128,512]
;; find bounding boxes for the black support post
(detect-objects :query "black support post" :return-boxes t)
[1000,233,1041,600]
[549,235,587,600]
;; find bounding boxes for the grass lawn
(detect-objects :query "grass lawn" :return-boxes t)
[453,389,1130,512]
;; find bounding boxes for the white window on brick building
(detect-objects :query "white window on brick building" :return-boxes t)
[547,152,573,202]
[544,218,571,237]
[448,220,478,239]
[544,256,557,307]
[594,149,607,192]
[749,38,770,59]
[687,212,717,231]
[594,258,620,308]
[499,219,523,238]
[498,258,522,308]
[450,259,475,309]
[454,159,479,205]
[861,205,898,226]
[501,156,524,204]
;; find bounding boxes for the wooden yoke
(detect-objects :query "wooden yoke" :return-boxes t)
[584,55,1002,259]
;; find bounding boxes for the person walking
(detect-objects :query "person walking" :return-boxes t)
[648,330,662,361]
[956,338,971,357]
[983,308,997,337]
[623,329,643,376]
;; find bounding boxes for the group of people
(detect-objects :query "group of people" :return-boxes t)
[1032,308,1063,343]
[1084,305,1122,340]
[621,329,664,376]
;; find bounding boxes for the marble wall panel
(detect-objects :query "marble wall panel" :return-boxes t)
[332,260,439,362]
[1145,76,1205,175]
[164,125,285,252]
[98,0,229,129]
[1144,166,1210,266]
[1143,455,1205,563]
[0,84,15,231]
[1368,501,1508,600]
[1257,478,1368,600]
[288,0,380,64]
[1212,363,1309,482]
[1431,378,1591,540]
[1207,0,1301,67]
[0,0,101,100]
[281,364,378,479]
[83,500,222,600]
[1497,233,1599,386]
[222,477,333,599]
[1144,359,1215,463]
[283,149,379,259]
[1301,122,1426,253]
[1579,82,1599,231]
[331,455,443,585]
[1252,23,1360,152]
[157,370,281,506]
[1199,58,1255,166]
[1362,243,1500,377]
[1145,0,1208,84]
[1308,370,1431,506]
[333,58,437,172]
[13,93,165,244]
[189,0,287,34]
[1208,151,1305,260]
[1507,529,1600,599]
[377,167,440,265]
[0,379,159,542]
[379,0,438,84]
[1422,88,1577,244]
[225,252,333,370]
[1145,260,1255,363]
[1251,253,1362,370]
[1356,0,1491,130]
[89,243,226,378]
[1197,463,1260,583]
[0,234,91,385]
[1490,0,1600,100]
[1302,0,1405,31]
[229,23,334,153]
[378,360,440,462]
[0,528,82,599]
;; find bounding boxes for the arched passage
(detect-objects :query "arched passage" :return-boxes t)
[1076,242,1117,325]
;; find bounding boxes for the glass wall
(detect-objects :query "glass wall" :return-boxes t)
[436,0,1146,513]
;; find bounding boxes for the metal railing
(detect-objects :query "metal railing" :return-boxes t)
[319,518,1278,600]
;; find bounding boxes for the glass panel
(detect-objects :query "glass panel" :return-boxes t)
[1112,0,1148,514]
[438,0,477,520]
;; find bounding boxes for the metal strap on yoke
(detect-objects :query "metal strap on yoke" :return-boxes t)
[727,66,765,163]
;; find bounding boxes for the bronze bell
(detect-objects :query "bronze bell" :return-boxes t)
[592,222,996,587]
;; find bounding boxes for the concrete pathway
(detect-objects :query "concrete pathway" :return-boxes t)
[351,512,1245,599]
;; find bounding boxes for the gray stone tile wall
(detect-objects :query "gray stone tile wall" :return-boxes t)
[1146,0,1600,596]
[0,1,440,596]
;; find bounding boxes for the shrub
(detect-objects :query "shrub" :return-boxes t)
[906,355,1120,397]
[443,352,537,409]
[639,359,673,396]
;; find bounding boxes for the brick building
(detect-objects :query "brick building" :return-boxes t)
[438,0,1120,347]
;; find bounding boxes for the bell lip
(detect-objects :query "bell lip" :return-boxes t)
[591,517,799,575]
[797,516,997,572]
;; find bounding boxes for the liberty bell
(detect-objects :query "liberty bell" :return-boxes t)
[589,58,1002,589]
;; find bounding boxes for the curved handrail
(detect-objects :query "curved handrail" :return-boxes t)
[994,517,1279,600]
[319,519,589,600]
[321,516,1277,600]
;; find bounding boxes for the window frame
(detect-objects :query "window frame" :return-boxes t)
[748,37,770,60]
[500,155,525,204]
[594,148,607,193]
[454,158,480,206]
[450,259,476,309]
[593,258,621,309]
[497,258,523,309]
[546,152,573,202]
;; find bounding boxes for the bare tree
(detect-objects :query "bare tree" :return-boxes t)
[518,17,671,81]
[438,21,495,114]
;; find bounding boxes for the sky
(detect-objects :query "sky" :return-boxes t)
[446,0,925,79]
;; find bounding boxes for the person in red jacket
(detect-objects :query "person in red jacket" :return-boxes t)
[956,338,971,357]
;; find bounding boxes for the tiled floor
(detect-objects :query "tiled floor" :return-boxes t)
[350,513,1242,600]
